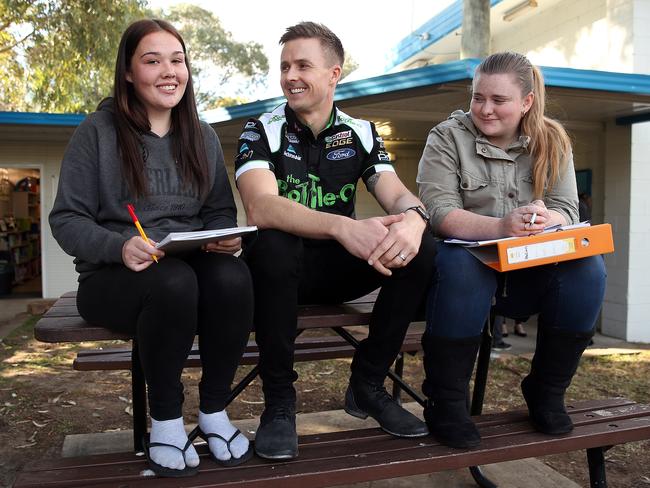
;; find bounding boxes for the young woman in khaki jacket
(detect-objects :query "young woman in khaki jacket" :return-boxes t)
[416,52,606,449]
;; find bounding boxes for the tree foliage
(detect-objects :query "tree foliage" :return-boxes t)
[158,4,268,110]
[1,0,146,112]
[341,52,359,81]
[0,1,268,113]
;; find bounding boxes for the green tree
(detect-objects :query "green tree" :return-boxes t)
[0,0,46,110]
[1,0,145,112]
[29,0,146,112]
[341,52,359,81]
[159,4,268,110]
[1,1,268,113]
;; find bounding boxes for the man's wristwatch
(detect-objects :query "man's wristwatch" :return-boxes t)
[404,205,430,224]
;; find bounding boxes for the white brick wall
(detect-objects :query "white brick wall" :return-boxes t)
[602,123,632,338]
[626,121,650,341]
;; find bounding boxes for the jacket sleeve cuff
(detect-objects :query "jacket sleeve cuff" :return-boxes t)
[429,204,459,236]
[106,235,127,264]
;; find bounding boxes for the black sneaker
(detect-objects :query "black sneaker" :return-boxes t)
[254,403,298,460]
[344,377,428,438]
[492,340,512,351]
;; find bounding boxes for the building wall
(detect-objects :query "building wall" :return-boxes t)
[0,142,76,298]
[626,121,650,341]
[492,0,630,72]
[569,125,607,223]
[602,123,631,338]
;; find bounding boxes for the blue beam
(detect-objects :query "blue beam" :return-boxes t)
[210,59,480,124]
[208,60,650,124]
[0,111,85,126]
[540,65,650,96]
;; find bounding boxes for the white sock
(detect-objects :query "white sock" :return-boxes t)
[199,410,249,461]
[149,417,200,470]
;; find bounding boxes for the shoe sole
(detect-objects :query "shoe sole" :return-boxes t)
[254,449,298,460]
[345,386,429,438]
[344,406,429,438]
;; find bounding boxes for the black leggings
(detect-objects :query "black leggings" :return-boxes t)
[77,251,253,420]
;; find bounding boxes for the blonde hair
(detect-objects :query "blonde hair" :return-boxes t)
[475,52,571,198]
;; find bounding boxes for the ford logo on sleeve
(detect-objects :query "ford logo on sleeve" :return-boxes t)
[326,148,356,161]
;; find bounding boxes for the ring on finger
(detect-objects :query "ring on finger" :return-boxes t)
[398,253,407,261]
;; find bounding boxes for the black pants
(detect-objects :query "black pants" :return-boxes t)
[243,229,435,403]
[77,252,253,420]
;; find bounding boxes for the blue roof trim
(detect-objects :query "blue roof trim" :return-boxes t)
[0,111,86,126]
[540,65,650,95]
[386,0,504,71]
[209,59,480,124]
[204,95,286,123]
[5,62,650,127]
[208,60,650,125]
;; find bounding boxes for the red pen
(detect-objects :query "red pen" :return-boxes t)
[126,204,158,263]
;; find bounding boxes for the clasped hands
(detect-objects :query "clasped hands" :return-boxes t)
[121,236,242,272]
[500,199,549,237]
[340,211,426,277]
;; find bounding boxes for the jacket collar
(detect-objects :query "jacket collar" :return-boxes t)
[284,104,337,141]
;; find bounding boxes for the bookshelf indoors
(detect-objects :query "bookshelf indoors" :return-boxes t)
[0,168,41,295]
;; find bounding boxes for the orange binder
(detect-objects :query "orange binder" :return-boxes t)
[461,223,614,272]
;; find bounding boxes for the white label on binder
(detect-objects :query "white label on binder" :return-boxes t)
[507,238,576,264]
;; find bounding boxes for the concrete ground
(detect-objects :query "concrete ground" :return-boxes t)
[3,298,647,487]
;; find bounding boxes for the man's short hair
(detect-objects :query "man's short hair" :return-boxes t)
[279,21,344,66]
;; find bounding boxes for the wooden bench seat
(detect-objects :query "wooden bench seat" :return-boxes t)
[34,291,379,343]
[14,398,650,488]
[72,332,423,371]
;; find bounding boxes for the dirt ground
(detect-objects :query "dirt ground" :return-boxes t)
[1,316,649,488]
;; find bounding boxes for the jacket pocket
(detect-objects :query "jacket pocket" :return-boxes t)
[459,171,489,191]
[459,171,493,213]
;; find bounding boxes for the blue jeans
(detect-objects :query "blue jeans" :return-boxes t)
[426,242,607,338]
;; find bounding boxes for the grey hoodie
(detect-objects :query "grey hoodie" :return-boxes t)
[49,100,237,280]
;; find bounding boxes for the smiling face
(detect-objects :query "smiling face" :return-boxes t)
[126,30,188,124]
[470,72,534,149]
[280,37,341,121]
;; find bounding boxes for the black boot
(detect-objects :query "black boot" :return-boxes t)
[345,375,429,437]
[422,333,482,449]
[521,327,594,435]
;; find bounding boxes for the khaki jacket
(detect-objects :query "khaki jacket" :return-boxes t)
[417,110,579,236]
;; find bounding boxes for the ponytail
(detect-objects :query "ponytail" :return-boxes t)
[521,65,571,198]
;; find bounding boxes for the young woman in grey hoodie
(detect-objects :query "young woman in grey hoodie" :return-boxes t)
[49,19,254,476]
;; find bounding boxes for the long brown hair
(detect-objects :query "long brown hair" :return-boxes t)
[475,52,571,198]
[108,19,208,199]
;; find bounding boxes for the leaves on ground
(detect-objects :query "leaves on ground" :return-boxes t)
[1,317,649,487]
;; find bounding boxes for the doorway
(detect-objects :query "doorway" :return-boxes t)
[0,167,42,298]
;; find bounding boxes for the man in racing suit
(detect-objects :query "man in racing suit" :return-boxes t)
[235,21,435,460]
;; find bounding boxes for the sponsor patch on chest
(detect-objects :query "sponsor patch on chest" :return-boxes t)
[239,131,261,142]
[326,148,356,161]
